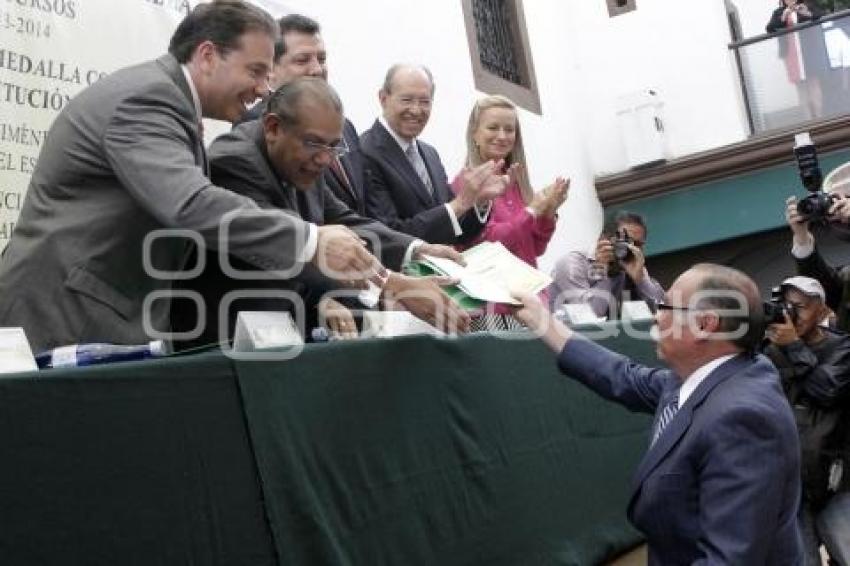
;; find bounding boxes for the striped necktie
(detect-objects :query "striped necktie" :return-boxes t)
[406,141,433,194]
[328,156,355,199]
[651,393,679,446]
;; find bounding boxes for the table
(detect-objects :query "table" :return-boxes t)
[0,325,656,565]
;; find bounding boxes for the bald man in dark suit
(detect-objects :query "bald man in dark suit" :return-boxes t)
[361,64,506,244]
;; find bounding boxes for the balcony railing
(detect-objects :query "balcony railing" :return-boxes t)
[730,10,850,135]
[595,11,850,207]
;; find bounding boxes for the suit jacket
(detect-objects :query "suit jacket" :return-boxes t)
[240,102,367,214]
[0,54,313,352]
[360,120,485,244]
[558,337,803,565]
[171,119,414,348]
[325,119,368,215]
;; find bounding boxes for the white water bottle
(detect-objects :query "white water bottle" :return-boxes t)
[35,341,168,369]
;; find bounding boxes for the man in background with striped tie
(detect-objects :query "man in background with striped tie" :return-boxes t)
[512,263,803,565]
[360,64,505,245]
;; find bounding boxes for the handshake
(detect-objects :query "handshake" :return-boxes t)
[312,225,471,335]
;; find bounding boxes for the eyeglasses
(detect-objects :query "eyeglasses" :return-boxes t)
[396,96,432,110]
[649,299,694,313]
[302,137,349,158]
[268,110,350,158]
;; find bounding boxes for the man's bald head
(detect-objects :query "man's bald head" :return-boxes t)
[688,263,764,354]
[263,77,344,190]
[265,76,342,127]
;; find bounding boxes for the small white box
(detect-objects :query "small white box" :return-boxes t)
[361,311,444,339]
[620,300,655,323]
[0,327,37,373]
[232,311,303,352]
[557,304,606,327]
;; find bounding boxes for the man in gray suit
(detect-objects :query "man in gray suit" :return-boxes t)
[0,1,380,352]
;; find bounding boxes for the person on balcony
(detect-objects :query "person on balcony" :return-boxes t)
[767,0,826,119]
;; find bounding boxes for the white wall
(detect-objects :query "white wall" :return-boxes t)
[1,0,761,268]
[275,0,606,268]
[0,0,189,248]
[270,0,755,269]
[735,0,779,38]
[567,0,751,176]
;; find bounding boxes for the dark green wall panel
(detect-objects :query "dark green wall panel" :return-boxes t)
[608,150,850,256]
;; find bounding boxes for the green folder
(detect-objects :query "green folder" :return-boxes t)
[404,262,486,311]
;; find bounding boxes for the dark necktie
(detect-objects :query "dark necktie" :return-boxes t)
[651,393,679,446]
[328,156,354,198]
[295,188,311,220]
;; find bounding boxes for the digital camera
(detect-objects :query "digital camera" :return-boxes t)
[763,286,796,325]
[794,132,832,223]
[612,229,634,262]
[797,191,836,221]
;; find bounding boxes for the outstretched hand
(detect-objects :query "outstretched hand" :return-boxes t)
[414,243,467,266]
[511,291,572,352]
[314,225,387,288]
[382,273,471,334]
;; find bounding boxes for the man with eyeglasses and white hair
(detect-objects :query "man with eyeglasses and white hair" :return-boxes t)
[171,78,476,346]
[361,63,508,244]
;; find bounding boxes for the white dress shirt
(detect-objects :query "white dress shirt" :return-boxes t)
[678,354,736,407]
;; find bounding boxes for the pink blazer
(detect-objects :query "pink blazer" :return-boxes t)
[450,174,556,314]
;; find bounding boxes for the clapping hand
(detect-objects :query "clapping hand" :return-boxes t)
[541,177,569,217]
[455,160,510,211]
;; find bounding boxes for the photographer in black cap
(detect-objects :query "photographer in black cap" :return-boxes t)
[762,276,850,565]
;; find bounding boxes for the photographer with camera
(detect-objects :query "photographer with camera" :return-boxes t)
[783,131,850,331]
[761,276,850,565]
[550,211,664,319]
[786,191,850,330]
